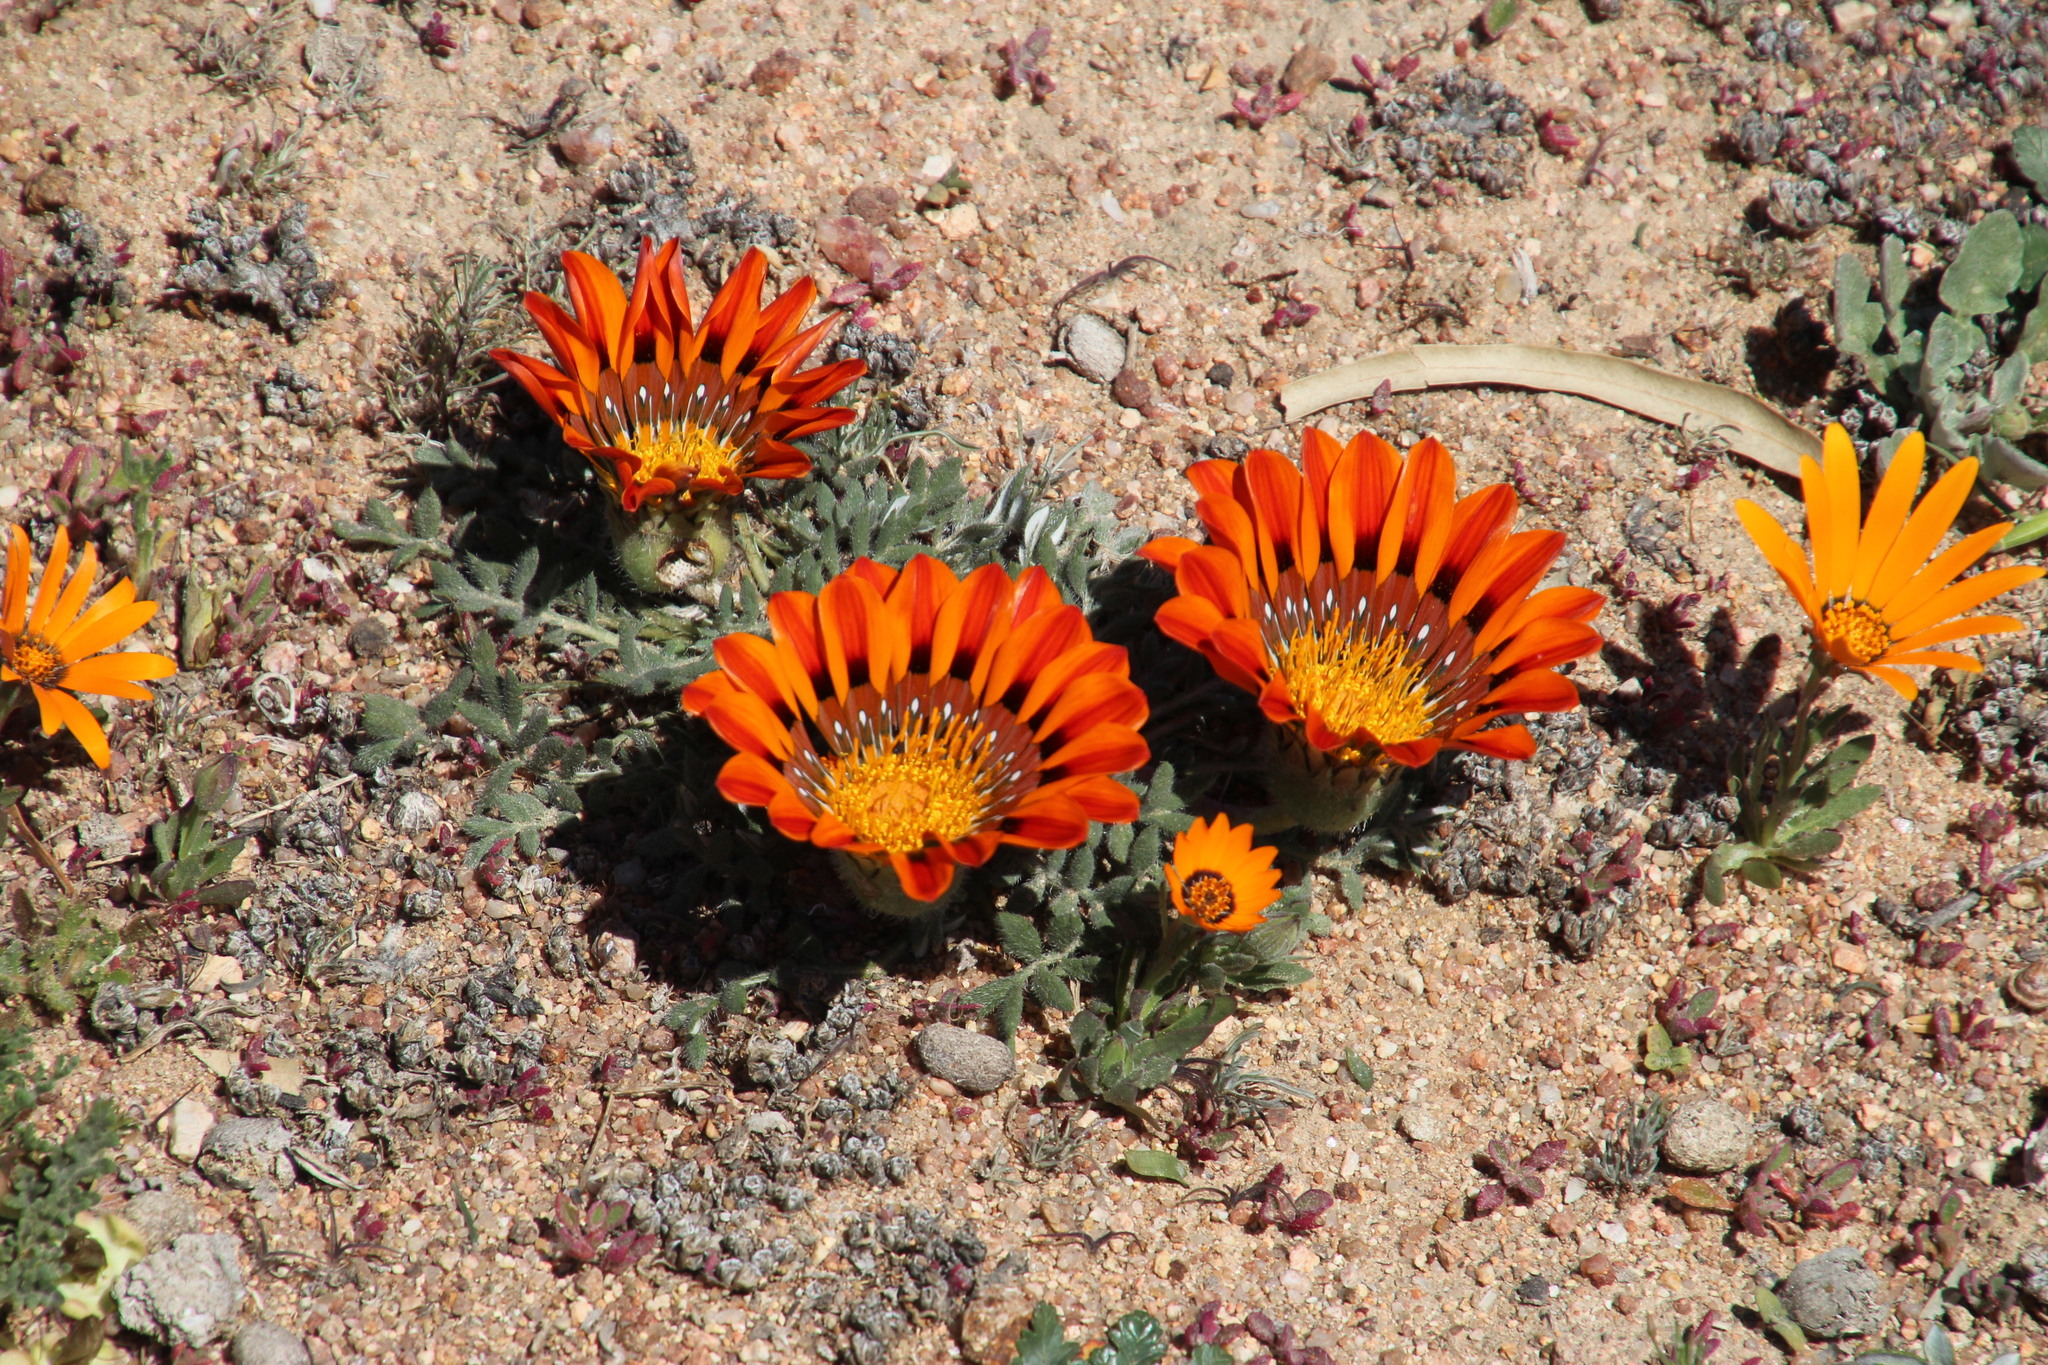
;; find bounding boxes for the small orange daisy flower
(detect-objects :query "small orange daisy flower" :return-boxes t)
[491,239,866,515]
[2,525,176,768]
[1142,429,1603,779]
[1166,815,1282,933]
[1735,424,2045,700]
[680,554,1150,907]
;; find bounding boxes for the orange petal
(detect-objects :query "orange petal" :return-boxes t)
[1734,499,1821,623]
[928,563,1017,683]
[1450,723,1538,760]
[1864,457,1978,610]
[1139,535,1203,572]
[1849,432,1926,600]
[1816,425,1864,603]
[33,683,109,767]
[54,599,157,664]
[1874,524,2016,624]
[2,525,30,633]
[1040,724,1150,780]
[560,253,631,371]
[713,632,802,720]
[1887,566,2045,641]
[1400,437,1457,596]
[717,750,798,808]
[26,526,71,635]
[1887,612,2030,655]
[890,851,956,903]
[699,690,798,762]
[1858,663,1919,700]
[57,653,174,700]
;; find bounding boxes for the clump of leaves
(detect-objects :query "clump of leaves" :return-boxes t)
[994,28,1055,102]
[0,888,127,1018]
[1702,683,1880,904]
[132,752,256,913]
[1168,1025,1311,1166]
[1230,82,1303,130]
[171,198,335,343]
[1898,1184,1969,1272]
[177,0,294,94]
[1011,1303,1169,1365]
[1472,1138,1567,1215]
[1200,1164,1333,1236]
[42,440,183,600]
[1587,1096,1671,1191]
[1645,979,1724,1072]
[1850,1322,2019,1365]
[380,252,520,437]
[212,119,311,199]
[1921,998,2002,1072]
[0,1025,133,1319]
[545,1192,656,1274]
[180,562,284,667]
[1833,215,2048,537]
[1733,1142,1861,1239]
[1651,1311,1758,1365]
[1181,1301,1334,1365]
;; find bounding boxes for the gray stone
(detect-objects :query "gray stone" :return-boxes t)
[1777,1245,1885,1338]
[914,1024,1015,1095]
[115,1232,245,1346]
[1396,1103,1444,1145]
[120,1190,203,1251]
[231,1320,313,1365]
[390,789,443,834]
[1661,1099,1752,1174]
[196,1117,294,1194]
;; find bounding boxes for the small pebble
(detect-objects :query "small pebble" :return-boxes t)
[1396,1103,1443,1145]
[914,1024,1015,1095]
[1579,1253,1616,1286]
[1661,1099,1751,1174]
[231,1321,313,1365]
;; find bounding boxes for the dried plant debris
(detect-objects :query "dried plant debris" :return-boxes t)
[212,120,311,199]
[379,252,519,436]
[255,363,327,428]
[304,23,383,121]
[1723,4,2047,236]
[178,0,296,96]
[172,199,334,342]
[1427,712,1607,903]
[1945,634,2048,815]
[1373,69,1534,200]
[43,208,132,324]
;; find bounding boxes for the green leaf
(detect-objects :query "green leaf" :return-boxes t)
[1740,856,1784,890]
[2019,281,2048,364]
[994,911,1044,964]
[2019,224,2048,295]
[1095,1312,1168,1365]
[1981,434,2048,491]
[1921,311,1985,395]
[1643,1022,1693,1073]
[1939,210,2023,316]
[964,976,1026,1041]
[1754,1285,1807,1355]
[2013,125,2048,195]
[1478,0,1521,40]
[1028,967,1076,1013]
[1122,1149,1192,1185]
[1010,1303,1082,1365]
[1998,506,2048,551]
[1342,1049,1375,1090]
[1878,233,1912,321]
[1923,1323,1955,1365]
[1777,782,1882,840]
[1832,254,1884,364]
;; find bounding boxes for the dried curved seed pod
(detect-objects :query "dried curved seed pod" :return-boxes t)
[2006,959,2048,1013]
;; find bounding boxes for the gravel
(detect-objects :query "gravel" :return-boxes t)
[1396,1103,1445,1145]
[913,1024,1015,1095]
[231,1320,315,1365]
[196,1117,295,1194]
[1776,1245,1886,1339]
[115,1232,247,1347]
[1660,1100,1752,1174]
[120,1190,204,1252]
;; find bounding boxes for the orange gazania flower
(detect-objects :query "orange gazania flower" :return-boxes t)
[680,554,1150,903]
[1166,815,1282,933]
[1141,429,1604,770]
[1736,425,2045,700]
[2,525,176,768]
[491,240,866,514]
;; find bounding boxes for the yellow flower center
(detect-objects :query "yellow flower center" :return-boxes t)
[627,423,744,491]
[1275,622,1435,746]
[6,632,65,688]
[1819,598,1891,665]
[1179,870,1237,928]
[823,713,992,855]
